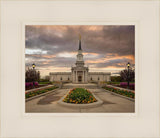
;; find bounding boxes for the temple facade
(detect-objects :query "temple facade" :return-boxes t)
[49,35,111,83]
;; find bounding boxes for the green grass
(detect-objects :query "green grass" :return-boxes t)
[25,86,58,99]
[63,88,97,104]
[107,82,120,84]
[103,86,135,99]
[107,81,135,85]
[38,81,52,85]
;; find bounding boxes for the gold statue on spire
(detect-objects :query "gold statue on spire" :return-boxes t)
[79,34,81,40]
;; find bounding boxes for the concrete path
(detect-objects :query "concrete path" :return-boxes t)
[25,83,135,113]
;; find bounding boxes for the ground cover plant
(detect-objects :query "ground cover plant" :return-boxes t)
[103,86,135,99]
[38,81,52,85]
[25,86,58,99]
[106,81,135,90]
[25,82,39,90]
[63,88,97,104]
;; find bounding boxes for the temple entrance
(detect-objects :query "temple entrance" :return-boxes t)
[78,76,82,82]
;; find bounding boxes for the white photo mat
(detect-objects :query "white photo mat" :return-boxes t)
[1,0,159,138]
[22,21,138,117]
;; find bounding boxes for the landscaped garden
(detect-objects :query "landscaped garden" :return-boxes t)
[63,88,97,104]
[25,81,60,90]
[107,68,135,90]
[106,82,135,90]
[25,85,58,99]
[25,82,49,90]
[38,81,52,85]
[103,86,135,99]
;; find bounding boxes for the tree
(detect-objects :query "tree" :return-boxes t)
[111,76,121,82]
[120,68,135,82]
[25,67,40,82]
[44,75,50,81]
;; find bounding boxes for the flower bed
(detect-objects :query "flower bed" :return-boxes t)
[63,88,97,104]
[25,86,58,99]
[106,82,135,90]
[103,86,135,99]
[25,82,39,90]
[119,82,135,90]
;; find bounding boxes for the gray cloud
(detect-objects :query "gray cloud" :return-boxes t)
[25,25,135,75]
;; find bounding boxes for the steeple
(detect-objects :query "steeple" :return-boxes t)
[75,34,84,67]
[79,34,82,50]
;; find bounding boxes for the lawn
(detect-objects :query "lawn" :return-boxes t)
[103,86,135,99]
[106,81,135,90]
[38,81,52,85]
[107,81,135,85]
[25,86,58,99]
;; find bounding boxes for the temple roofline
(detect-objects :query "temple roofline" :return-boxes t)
[50,72,71,75]
[88,72,111,75]
[50,72,111,75]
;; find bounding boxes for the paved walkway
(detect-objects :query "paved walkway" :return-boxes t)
[25,83,135,113]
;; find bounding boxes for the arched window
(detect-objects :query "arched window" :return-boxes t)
[98,77,99,80]
[60,77,62,81]
[68,77,70,80]
[91,77,92,80]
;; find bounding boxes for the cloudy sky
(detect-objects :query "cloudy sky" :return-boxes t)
[25,25,135,77]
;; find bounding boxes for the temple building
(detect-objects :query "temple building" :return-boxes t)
[49,35,111,83]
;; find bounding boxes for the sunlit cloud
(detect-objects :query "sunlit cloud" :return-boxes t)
[57,52,76,58]
[26,49,47,54]
[25,25,135,77]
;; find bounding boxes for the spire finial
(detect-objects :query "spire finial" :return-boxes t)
[79,34,81,40]
[78,34,82,50]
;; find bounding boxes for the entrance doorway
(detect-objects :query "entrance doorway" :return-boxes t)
[78,76,82,82]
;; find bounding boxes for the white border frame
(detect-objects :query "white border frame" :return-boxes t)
[1,0,159,137]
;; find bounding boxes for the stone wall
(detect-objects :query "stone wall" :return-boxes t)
[49,72,111,82]
[50,72,71,82]
[88,72,111,82]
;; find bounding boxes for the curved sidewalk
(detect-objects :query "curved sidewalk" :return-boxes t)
[25,83,135,113]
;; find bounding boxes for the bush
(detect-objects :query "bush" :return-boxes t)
[120,82,135,90]
[111,76,121,82]
[25,82,39,89]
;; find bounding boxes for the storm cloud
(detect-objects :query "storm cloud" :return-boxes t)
[25,25,135,76]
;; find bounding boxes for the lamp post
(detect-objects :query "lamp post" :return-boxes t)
[60,77,62,88]
[32,63,36,69]
[127,62,130,89]
[32,63,36,87]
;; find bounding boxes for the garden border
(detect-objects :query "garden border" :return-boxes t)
[57,89,103,108]
[25,85,53,93]
[102,88,135,102]
[25,88,59,102]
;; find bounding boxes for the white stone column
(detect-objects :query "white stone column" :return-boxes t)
[73,71,75,83]
[83,71,84,83]
[84,71,85,83]
[76,71,77,83]
[74,71,75,83]
[71,71,73,82]
[85,71,87,83]
[74,71,76,83]
[72,71,74,83]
